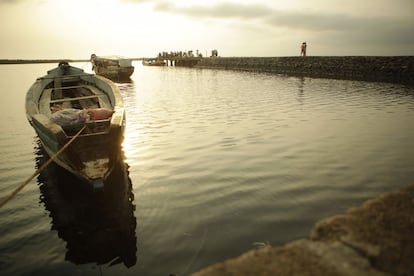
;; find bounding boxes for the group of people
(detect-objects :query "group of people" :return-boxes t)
[158,50,203,59]
[159,45,307,57]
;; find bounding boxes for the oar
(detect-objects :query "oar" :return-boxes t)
[0,125,86,208]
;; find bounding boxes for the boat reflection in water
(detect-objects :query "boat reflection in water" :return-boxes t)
[34,141,137,268]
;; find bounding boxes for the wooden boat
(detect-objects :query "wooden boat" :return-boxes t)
[142,58,166,66]
[90,54,134,81]
[26,61,126,188]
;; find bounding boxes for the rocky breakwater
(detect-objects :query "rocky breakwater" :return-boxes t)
[195,56,414,85]
[192,184,414,276]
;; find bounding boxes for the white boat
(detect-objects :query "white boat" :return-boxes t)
[26,61,126,188]
[90,54,134,81]
[142,58,166,66]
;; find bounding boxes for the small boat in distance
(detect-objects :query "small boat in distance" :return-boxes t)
[26,61,126,189]
[90,54,134,81]
[142,58,166,66]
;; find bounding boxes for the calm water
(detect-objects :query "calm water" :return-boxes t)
[1,61,414,275]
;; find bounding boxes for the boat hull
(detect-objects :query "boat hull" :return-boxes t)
[26,62,126,188]
[32,118,124,188]
[92,66,134,81]
[91,54,134,81]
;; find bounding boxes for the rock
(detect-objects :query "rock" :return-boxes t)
[192,184,414,276]
[311,185,414,275]
[193,240,388,276]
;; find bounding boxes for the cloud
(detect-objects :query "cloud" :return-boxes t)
[143,1,414,52]
[132,1,414,33]
[5,0,410,56]
[154,2,271,19]
[265,9,414,33]
[0,0,46,5]
[0,0,23,3]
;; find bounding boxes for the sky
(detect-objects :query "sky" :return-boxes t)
[1,0,413,59]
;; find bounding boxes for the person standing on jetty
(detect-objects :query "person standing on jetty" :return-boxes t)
[301,42,307,56]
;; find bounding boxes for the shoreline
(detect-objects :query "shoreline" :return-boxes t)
[0,58,145,64]
[0,59,89,64]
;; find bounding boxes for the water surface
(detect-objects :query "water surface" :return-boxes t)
[1,62,414,275]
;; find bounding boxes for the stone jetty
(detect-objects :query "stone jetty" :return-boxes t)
[192,184,414,276]
[195,56,414,85]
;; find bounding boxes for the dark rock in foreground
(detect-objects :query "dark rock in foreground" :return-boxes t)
[193,184,414,276]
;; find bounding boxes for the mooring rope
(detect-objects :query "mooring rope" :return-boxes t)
[0,125,86,208]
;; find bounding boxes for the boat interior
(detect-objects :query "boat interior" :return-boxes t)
[39,76,113,136]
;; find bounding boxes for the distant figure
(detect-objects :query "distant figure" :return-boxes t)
[301,42,307,57]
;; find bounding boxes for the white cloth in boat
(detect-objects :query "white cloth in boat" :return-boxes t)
[51,108,114,125]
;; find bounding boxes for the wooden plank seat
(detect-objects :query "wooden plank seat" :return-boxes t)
[38,73,94,80]
[50,95,102,104]
[50,85,90,90]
